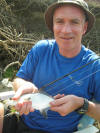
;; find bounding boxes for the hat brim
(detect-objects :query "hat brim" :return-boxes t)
[45,1,95,34]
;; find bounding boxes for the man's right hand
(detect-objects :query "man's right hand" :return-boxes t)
[12,78,38,115]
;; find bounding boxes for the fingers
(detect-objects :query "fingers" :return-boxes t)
[12,83,38,100]
[50,95,84,116]
[50,97,73,116]
[53,94,65,99]
[50,96,66,107]
[12,82,38,115]
[12,89,23,100]
[50,104,67,116]
[15,101,34,115]
[50,96,66,114]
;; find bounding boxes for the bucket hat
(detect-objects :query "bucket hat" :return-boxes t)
[45,0,95,34]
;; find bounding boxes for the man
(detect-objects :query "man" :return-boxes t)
[1,0,100,133]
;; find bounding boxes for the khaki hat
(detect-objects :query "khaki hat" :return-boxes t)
[45,0,95,34]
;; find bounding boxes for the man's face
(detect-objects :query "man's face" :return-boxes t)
[53,5,88,57]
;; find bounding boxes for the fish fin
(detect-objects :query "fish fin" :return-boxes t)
[39,88,44,93]
[40,107,50,118]
[39,90,53,99]
[39,89,48,95]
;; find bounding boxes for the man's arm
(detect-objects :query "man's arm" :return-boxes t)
[13,77,38,91]
[50,95,100,121]
[87,101,100,120]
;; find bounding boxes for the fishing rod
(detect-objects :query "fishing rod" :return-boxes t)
[1,58,100,119]
[41,62,100,93]
[40,57,100,90]
[54,68,100,95]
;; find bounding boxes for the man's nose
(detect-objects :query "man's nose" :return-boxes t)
[61,23,72,33]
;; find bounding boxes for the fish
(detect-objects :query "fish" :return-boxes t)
[4,92,54,118]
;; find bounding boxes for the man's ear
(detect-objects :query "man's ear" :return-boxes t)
[83,21,88,35]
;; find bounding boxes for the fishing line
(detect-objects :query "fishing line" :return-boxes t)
[2,69,100,119]
[41,62,100,94]
[39,57,100,91]
[52,69,100,96]
[1,58,100,118]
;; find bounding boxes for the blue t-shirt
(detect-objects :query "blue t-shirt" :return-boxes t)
[16,40,100,133]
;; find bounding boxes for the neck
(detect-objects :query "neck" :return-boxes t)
[59,45,82,58]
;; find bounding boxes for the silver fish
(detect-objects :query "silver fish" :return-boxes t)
[5,92,54,117]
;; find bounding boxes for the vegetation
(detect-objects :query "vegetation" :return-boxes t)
[0,0,100,131]
[0,0,100,80]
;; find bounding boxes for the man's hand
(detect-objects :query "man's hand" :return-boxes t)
[12,78,38,115]
[50,94,84,116]
[13,82,38,100]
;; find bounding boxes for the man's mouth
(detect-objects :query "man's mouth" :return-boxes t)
[60,37,73,40]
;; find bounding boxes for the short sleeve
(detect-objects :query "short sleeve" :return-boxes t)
[16,44,39,81]
[91,59,100,102]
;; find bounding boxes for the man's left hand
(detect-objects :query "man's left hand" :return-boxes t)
[50,94,84,116]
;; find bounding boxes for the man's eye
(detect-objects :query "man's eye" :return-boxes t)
[57,21,63,24]
[72,20,79,24]
[55,20,63,24]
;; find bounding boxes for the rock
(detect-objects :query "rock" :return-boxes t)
[0,78,13,92]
